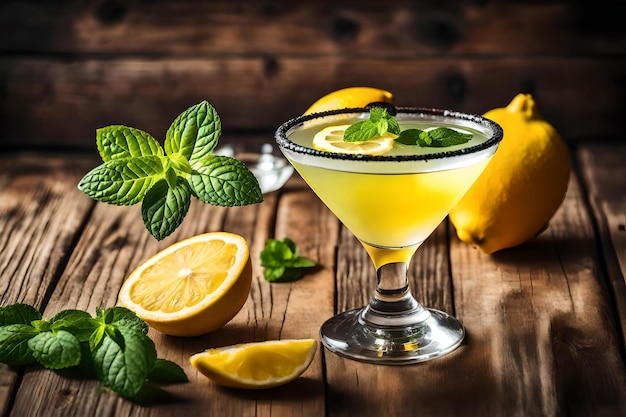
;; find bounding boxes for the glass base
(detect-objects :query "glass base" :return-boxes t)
[320,307,465,365]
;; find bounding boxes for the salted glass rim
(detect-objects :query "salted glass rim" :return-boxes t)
[274,106,503,162]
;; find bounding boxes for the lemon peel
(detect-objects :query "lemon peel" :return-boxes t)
[449,94,570,254]
[304,87,393,115]
[117,232,252,336]
[190,339,317,389]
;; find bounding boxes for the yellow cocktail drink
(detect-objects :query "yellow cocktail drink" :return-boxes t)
[275,106,503,364]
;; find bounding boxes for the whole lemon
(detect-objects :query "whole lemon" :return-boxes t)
[304,87,393,114]
[449,94,570,254]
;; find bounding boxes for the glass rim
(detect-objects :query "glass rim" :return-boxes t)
[274,106,504,162]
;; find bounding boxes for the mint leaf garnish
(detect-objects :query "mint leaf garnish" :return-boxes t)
[49,310,95,342]
[189,156,263,206]
[0,303,186,401]
[0,303,42,326]
[0,324,38,365]
[417,127,473,147]
[92,325,156,398]
[141,178,192,241]
[97,126,164,162]
[78,156,164,206]
[78,101,263,240]
[395,129,424,146]
[343,107,474,150]
[148,358,189,384]
[28,330,82,369]
[260,238,316,283]
[165,101,221,167]
[344,108,399,142]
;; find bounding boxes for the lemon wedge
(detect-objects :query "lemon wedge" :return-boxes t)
[117,232,252,337]
[304,87,393,115]
[190,339,317,389]
[312,124,394,156]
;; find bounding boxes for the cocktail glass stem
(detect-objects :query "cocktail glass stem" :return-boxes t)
[320,249,465,364]
[360,262,428,327]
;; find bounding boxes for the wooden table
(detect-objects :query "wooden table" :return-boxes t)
[1,142,625,416]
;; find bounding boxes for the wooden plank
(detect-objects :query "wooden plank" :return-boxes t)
[0,152,96,415]
[1,1,625,56]
[324,173,626,416]
[7,168,332,415]
[448,175,626,416]
[1,57,624,148]
[577,143,626,350]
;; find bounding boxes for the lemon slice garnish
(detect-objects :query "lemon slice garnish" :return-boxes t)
[117,232,252,337]
[190,339,317,389]
[312,125,394,156]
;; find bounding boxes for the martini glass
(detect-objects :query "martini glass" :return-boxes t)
[274,105,503,364]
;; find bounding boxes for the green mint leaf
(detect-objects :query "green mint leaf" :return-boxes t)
[168,153,192,175]
[343,120,379,142]
[141,177,192,241]
[0,303,42,326]
[260,239,296,267]
[105,307,149,335]
[288,257,317,268]
[0,324,38,365]
[164,166,178,189]
[96,126,164,162]
[265,268,305,283]
[147,358,188,384]
[377,118,389,136]
[105,325,126,350]
[395,129,424,146]
[50,310,95,343]
[30,320,50,332]
[418,128,472,147]
[369,107,387,123]
[165,101,221,167]
[263,267,286,282]
[89,325,106,352]
[387,117,401,135]
[92,326,157,398]
[78,156,164,206]
[188,156,263,207]
[260,238,316,283]
[28,330,82,369]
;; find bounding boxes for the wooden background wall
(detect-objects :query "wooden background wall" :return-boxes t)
[1,0,625,149]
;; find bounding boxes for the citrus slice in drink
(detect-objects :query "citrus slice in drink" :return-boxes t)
[312,124,394,155]
[304,87,393,114]
[190,339,317,389]
[117,232,252,337]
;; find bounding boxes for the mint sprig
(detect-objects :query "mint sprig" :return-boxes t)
[343,107,473,148]
[260,238,316,282]
[0,303,187,400]
[78,101,263,240]
[343,107,400,142]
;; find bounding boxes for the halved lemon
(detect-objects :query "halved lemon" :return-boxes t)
[312,124,395,156]
[304,87,393,115]
[117,232,252,337]
[190,339,317,389]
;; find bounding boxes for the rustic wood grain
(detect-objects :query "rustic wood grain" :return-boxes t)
[2,144,626,416]
[1,1,624,56]
[1,57,624,149]
[0,152,96,416]
[449,176,626,416]
[6,163,331,416]
[577,144,626,350]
